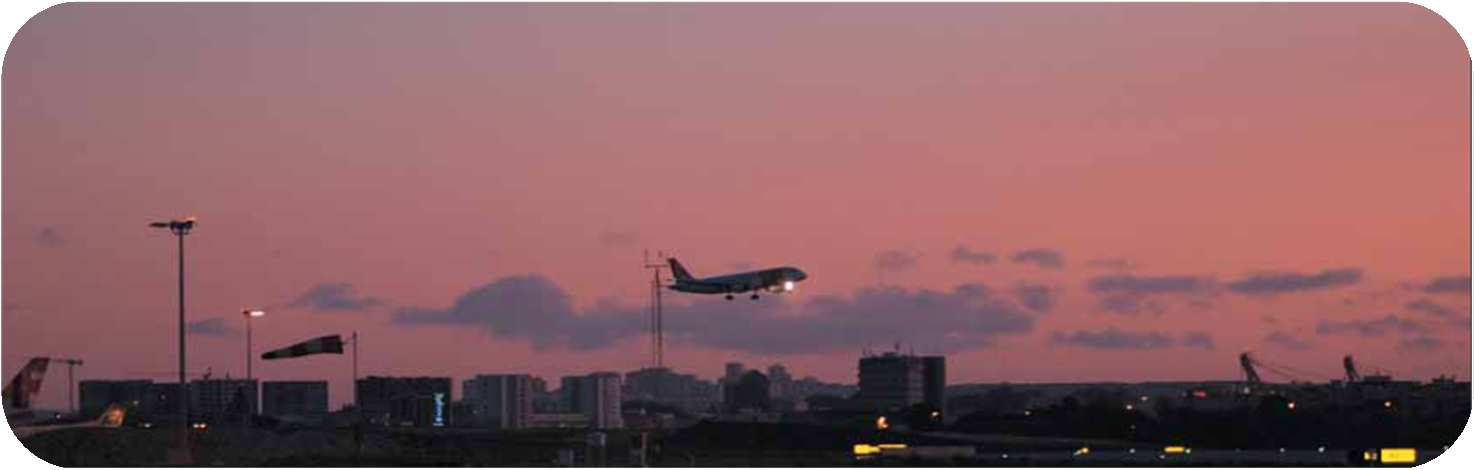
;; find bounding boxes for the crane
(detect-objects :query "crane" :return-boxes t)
[1240,352,1262,386]
[1343,355,1361,383]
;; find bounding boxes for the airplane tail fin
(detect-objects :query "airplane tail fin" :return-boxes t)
[668,258,695,282]
[3,357,50,410]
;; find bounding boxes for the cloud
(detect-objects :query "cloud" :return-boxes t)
[393,275,640,350]
[1010,249,1064,269]
[1086,258,1133,270]
[1264,331,1313,351]
[1050,328,1176,350]
[1397,337,1444,352]
[288,283,386,312]
[1406,299,1460,318]
[1315,314,1428,337]
[1014,283,1058,313]
[35,227,65,247]
[1095,295,1163,316]
[1088,274,1215,295]
[1086,274,1215,316]
[874,250,920,272]
[1423,276,1471,295]
[1181,331,1216,350]
[598,230,639,248]
[950,245,997,265]
[392,275,1037,354]
[1397,335,1445,351]
[1226,268,1362,295]
[186,318,237,337]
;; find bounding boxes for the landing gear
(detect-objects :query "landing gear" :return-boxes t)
[725,294,734,300]
[750,293,760,300]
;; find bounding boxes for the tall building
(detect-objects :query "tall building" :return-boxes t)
[262,381,328,422]
[462,374,533,429]
[723,371,771,413]
[356,376,452,426]
[562,372,623,429]
[79,380,153,417]
[724,362,746,384]
[921,356,947,414]
[857,352,946,412]
[191,378,258,420]
[623,367,719,414]
[767,364,792,400]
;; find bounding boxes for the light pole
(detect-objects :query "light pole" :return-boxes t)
[149,217,194,454]
[242,309,265,381]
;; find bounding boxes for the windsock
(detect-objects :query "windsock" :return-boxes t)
[262,335,344,360]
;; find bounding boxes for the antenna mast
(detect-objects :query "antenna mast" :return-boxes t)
[642,250,667,369]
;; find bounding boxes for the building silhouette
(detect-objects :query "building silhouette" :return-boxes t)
[462,374,534,429]
[79,380,152,417]
[261,381,328,422]
[356,376,452,426]
[561,372,623,429]
[724,370,772,413]
[856,352,946,412]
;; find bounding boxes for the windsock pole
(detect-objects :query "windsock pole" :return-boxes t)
[352,331,359,407]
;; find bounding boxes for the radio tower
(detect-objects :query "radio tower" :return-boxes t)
[643,250,667,369]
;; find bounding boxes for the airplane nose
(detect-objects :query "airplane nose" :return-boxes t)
[796,270,808,281]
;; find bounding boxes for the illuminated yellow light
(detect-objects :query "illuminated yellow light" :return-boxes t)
[853,444,880,456]
[878,443,908,450]
[875,416,889,430]
[1380,448,1416,464]
[1074,447,1091,456]
[1164,446,1188,454]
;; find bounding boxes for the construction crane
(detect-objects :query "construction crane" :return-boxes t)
[1343,355,1392,384]
[1240,352,1332,387]
[1240,352,1262,386]
[1343,355,1361,383]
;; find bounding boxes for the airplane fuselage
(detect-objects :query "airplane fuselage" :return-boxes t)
[666,259,807,299]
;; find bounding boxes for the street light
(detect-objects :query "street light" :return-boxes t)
[242,309,265,381]
[149,217,194,457]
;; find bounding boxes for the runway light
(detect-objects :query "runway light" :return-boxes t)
[878,444,907,450]
[1164,446,1188,454]
[875,416,888,430]
[1380,448,1417,464]
[1074,447,1091,456]
[1288,401,1297,410]
[853,444,880,456]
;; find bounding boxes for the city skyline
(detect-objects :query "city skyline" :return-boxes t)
[4,3,1470,412]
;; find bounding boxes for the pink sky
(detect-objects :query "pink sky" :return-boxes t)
[4,3,1470,409]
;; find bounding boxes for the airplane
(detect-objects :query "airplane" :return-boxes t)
[666,258,808,300]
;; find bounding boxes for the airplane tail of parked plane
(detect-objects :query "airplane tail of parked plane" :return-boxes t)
[668,258,695,282]
[3,357,50,411]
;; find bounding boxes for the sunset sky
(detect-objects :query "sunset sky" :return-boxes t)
[4,3,1470,410]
